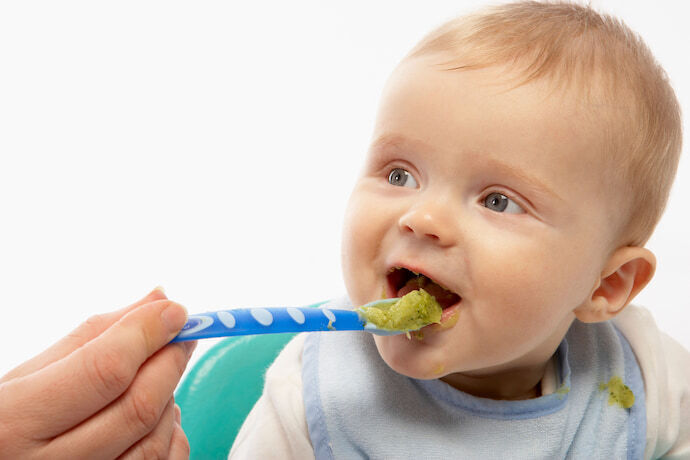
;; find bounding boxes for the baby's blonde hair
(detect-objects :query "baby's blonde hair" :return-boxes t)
[406,1,682,247]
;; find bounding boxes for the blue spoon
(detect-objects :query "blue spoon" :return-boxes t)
[171,298,406,342]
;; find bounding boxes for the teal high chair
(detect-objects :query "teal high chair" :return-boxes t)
[175,332,297,459]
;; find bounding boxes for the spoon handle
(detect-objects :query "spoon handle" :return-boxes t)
[170,306,366,342]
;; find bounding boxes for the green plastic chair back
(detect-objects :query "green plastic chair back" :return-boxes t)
[175,333,296,459]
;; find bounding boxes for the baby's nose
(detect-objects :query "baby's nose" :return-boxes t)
[398,200,454,246]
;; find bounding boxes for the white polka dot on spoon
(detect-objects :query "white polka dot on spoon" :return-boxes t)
[287,307,306,324]
[217,311,236,328]
[250,308,274,326]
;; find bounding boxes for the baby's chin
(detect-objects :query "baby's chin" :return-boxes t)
[372,334,452,380]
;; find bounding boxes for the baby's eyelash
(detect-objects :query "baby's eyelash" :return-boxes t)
[481,189,518,202]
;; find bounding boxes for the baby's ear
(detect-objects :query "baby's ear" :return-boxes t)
[574,246,656,323]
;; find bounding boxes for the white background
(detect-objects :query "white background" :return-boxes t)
[1,1,688,380]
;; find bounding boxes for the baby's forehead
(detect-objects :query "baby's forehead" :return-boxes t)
[385,59,615,163]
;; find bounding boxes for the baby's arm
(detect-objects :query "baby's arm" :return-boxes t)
[229,333,314,459]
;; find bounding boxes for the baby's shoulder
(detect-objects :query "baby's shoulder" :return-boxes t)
[613,304,689,386]
[613,304,689,369]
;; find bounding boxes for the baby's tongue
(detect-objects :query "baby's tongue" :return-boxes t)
[397,276,459,308]
[397,277,423,298]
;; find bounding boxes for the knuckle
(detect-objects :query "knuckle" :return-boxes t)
[66,313,106,342]
[81,312,112,336]
[129,389,161,434]
[84,312,107,330]
[171,425,191,458]
[136,435,169,460]
[86,348,133,401]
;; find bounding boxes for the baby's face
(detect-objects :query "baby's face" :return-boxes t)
[341,56,622,390]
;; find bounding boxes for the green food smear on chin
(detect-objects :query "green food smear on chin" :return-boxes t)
[358,289,442,331]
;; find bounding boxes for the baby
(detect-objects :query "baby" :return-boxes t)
[230,2,688,458]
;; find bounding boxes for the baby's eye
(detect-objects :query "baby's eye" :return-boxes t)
[483,192,525,214]
[388,168,418,188]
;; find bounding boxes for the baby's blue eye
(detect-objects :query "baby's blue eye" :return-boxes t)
[483,192,524,214]
[388,168,418,188]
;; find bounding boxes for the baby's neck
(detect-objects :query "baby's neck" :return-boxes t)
[440,361,548,401]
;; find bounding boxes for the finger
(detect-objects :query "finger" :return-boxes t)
[167,421,191,460]
[117,397,177,460]
[174,403,181,424]
[44,340,194,458]
[1,287,167,383]
[2,299,188,438]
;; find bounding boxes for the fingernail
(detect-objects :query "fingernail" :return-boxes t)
[153,285,165,295]
[161,303,188,334]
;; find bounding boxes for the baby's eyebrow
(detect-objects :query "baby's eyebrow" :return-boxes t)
[478,155,565,205]
[369,133,410,153]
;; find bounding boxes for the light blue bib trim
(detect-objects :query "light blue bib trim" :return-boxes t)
[303,302,646,459]
[302,332,333,459]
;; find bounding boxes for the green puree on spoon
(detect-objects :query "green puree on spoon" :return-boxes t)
[357,288,442,332]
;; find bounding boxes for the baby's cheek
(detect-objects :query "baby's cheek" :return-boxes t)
[472,256,563,334]
[480,238,580,306]
[342,211,371,272]
[527,251,599,310]
[343,194,374,247]
[341,192,383,302]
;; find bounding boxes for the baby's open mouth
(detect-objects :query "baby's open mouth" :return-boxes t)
[387,267,461,310]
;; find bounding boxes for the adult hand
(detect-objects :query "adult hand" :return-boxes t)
[0,288,197,459]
